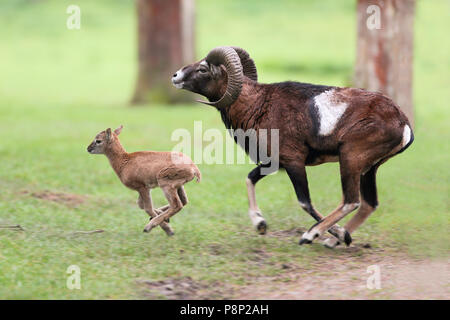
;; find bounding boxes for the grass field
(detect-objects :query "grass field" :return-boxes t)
[0,0,448,299]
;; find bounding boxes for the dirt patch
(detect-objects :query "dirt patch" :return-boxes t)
[136,242,447,300]
[270,227,307,238]
[138,277,232,300]
[25,190,86,207]
[233,253,449,300]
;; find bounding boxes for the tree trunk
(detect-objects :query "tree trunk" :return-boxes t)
[131,0,195,105]
[354,0,415,127]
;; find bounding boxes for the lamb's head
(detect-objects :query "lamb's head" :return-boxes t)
[87,125,123,154]
[172,46,257,109]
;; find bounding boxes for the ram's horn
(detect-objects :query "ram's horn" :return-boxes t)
[196,46,243,109]
[231,47,258,82]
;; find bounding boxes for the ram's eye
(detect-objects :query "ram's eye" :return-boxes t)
[96,140,102,144]
[197,68,207,74]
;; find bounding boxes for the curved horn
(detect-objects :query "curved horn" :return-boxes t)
[197,46,243,109]
[231,47,258,81]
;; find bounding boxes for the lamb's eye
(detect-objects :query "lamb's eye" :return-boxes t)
[96,140,102,144]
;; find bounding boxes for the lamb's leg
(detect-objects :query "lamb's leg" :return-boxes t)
[177,186,188,206]
[153,205,170,223]
[153,187,187,221]
[153,185,187,214]
[143,186,183,232]
[155,204,169,214]
[139,193,164,213]
[137,194,144,209]
[139,188,174,236]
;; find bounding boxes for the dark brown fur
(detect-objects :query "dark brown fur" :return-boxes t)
[173,52,413,247]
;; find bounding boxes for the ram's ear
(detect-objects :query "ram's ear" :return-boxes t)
[105,128,112,142]
[210,64,224,79]
[114,125,123,136]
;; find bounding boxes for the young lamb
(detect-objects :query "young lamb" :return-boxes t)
[87,125,201,235]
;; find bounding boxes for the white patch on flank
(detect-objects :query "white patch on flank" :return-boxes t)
[314,89,348,136]
[171,68,185,88]
[402,125,412,148]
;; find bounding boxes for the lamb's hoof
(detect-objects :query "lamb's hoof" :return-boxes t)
[344,231,352,246]
[323,237,341,249]
[256,220,267,235]
[143,225,153,233]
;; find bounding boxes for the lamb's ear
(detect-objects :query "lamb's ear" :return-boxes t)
[105,128,112,141]
[114,125,123,136]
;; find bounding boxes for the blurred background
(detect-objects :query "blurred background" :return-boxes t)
[0,0,448,299]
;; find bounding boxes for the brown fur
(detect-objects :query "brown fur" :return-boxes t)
[174,52,414,247]
[87,126,201,235]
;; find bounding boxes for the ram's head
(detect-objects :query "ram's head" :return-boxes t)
[171,46,257,108]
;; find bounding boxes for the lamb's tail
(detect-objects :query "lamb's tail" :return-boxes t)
[193,166,201,183]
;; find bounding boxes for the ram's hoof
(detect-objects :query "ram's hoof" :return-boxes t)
[299,238,312,245]
[344,231,352,246]
[323,237,340,249]
[256,220,267,235]
[143,225,153,233]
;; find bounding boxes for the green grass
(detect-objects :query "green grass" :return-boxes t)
[0,0,449,299]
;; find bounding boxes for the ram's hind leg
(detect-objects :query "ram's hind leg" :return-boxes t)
[284,163,349,244]
[323,165,379,248]
[299,153,362,246]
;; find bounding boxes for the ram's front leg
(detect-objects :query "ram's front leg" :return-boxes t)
[246,165,273,234]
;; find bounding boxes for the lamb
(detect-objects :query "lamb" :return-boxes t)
[171,46,414,248]
[87,125,201,235]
